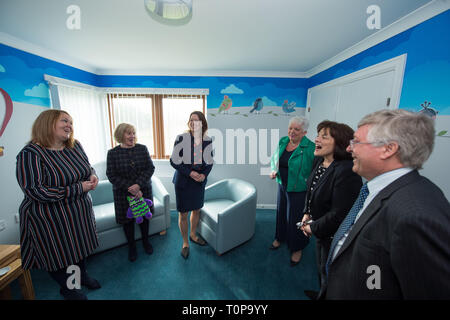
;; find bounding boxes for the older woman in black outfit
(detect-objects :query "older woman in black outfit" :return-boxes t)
[170,111,213,260]
[106,123,155,262]
[300,120,362,299]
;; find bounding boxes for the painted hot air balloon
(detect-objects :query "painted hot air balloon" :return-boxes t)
[0,88,13,138]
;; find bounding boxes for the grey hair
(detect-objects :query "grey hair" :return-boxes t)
[289,116,309,132]
[358,109,435,169]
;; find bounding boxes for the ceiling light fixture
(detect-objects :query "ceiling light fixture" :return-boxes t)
[144,0,193,26]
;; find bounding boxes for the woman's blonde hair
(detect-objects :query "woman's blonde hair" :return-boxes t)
[114,123,137,144]
[31,109,75,148]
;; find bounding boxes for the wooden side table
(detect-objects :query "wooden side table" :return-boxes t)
[0,244,35,300]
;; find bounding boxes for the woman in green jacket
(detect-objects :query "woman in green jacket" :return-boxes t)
[270,116,315,266]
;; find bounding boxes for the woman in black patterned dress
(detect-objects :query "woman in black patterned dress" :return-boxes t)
[16,109,100,300]
[106,123,155,262]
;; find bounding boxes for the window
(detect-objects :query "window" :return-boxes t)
[108,94,154,155]
[162,95,204,157]
[47,74,208,163]
[108,93,206,159]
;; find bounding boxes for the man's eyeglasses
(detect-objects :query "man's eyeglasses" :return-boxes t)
[349,139,384,148]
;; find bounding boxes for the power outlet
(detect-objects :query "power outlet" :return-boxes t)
[15,213,20,224]
[0,219,6,232]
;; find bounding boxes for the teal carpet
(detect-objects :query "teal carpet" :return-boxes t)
[13,209,320,300]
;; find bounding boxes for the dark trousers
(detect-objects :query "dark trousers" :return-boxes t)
[316,238,331,289]
[48,259,88,289]
[123,219,150,246]
[275,183,309,252]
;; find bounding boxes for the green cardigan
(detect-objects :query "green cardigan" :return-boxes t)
[271,135,315,192]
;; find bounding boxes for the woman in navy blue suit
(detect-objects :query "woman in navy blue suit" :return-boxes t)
[300,121,362,299]
[170,111,213,259]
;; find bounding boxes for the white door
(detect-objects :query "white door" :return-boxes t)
[335,70,395,130]
[306,85,339,139]
[306,54,406,139]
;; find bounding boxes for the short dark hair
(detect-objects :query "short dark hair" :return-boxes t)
[317,120,354,161]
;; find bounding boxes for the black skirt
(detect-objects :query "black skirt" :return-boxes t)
[175,178,205,212]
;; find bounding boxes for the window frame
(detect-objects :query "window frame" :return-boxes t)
[107,93,206,159]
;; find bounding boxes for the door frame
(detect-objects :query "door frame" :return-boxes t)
[306,53,407,119]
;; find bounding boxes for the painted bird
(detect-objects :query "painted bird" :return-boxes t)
[281,100,296,115]
[418,101,438,119]
[250,97,263,114]
[218,95,232,113]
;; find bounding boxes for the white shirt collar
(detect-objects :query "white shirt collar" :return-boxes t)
[355,167,413,222]
[367,167,414,197]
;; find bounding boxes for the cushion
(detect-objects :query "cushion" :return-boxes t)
[200,199,235,232]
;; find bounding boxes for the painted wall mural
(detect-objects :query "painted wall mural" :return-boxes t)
[417,101,449,138]
[0,88,13,157]
[308,10,450,116]
[0,10,448,120]
[0,43,309,120]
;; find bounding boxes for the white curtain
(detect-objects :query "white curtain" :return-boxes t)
[162,97,203,156]
[112,95,154,155]
[57,85,110,167]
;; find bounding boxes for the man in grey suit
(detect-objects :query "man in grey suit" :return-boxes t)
[322,109,450,299]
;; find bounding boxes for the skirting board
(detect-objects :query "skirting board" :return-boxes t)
[169,204,277,210]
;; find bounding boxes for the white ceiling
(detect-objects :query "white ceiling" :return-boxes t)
[0,0,436,76]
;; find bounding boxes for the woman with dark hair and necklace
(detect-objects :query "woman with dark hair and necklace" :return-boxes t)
[300,120,362,300]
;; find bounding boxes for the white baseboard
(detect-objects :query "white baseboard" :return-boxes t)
[170,204,277,210]
[257,204,277,210]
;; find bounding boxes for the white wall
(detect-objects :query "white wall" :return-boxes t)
[0,101,46,244]
[206,106,306,208]
[94,106,307,210]
[421,115,450,200]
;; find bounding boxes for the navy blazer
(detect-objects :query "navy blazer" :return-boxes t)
[170,132,213,189]
[322,170,450,299]
[304,157,362,240]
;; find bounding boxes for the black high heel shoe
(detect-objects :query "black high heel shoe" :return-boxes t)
[269,240,281,250]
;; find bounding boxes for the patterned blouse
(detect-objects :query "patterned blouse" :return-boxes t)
[306,164,328,216]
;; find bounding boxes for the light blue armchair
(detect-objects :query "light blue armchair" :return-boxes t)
[197,178,257,255]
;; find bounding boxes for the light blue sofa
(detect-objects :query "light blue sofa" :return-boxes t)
[89,176,170,254]
[197,178,257,255]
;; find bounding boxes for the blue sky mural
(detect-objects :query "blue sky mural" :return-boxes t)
[0,44,308,110]
[0,10,449,114]
[96,74,308,109]
[0,44,97,107]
